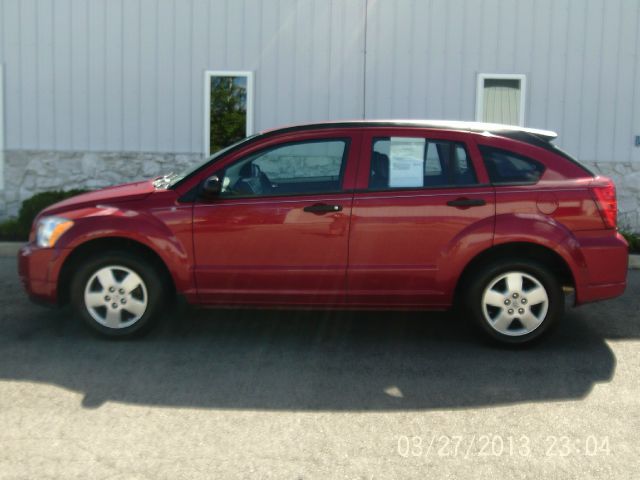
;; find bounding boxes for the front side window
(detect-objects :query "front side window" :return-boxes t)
[219,139,348,197]
[369,137,477,190]
[479,146,545,184]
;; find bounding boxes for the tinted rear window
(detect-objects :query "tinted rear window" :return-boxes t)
[479,146,545,185]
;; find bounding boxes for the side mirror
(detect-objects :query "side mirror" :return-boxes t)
[201,175,222,197]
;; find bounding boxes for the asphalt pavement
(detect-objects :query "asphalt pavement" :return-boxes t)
[1,256,639,479]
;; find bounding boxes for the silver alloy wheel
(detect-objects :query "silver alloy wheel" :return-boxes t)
[83,265,148,329]
[481,271,549,336]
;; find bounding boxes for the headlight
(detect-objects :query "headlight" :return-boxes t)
[36,216,74,248]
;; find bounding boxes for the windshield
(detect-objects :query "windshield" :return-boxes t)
[159,135,259,189]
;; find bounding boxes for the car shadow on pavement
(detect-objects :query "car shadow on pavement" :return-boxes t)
[1,268,638,411]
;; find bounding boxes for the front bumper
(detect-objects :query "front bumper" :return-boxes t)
[18,244,68,305]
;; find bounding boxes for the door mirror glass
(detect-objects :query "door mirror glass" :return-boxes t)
[201,175,222,197]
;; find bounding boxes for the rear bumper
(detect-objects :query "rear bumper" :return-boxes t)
[572,231,628,305]
[18,244,68,305]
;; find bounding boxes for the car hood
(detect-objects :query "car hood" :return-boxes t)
[40,180,156,217]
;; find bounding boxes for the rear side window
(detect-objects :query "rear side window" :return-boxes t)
[479,146,545,185]
[369,137,477,190]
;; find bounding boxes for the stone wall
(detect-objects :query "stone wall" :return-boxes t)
[1,150,639,231]
[0,150,201,218]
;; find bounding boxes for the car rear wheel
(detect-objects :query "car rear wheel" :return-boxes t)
[465,259,564,345]
[70,251,166,337]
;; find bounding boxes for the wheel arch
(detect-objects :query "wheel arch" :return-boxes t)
[453,241,575,304]
[57,236,176,306]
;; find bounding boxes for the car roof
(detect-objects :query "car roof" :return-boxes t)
[261,119,558,144]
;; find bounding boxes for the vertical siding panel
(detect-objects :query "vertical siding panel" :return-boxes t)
[443,0,464,119]
[244,0,263,130]
[310,0,331,121]
[0,1,3,60]
[4,0,22,148]
[209,0,227,68]
[19,0,37,149]
[334,0,346,118]
[630,2,640,163]
[579,0,605,161]
[88,0,107,151]
[392,0,411,118]
[427,0,446,118]
[561,0,586,155]
[612,0,638,163]
[513,1,534,75]
[527,0,551,130]
[36,0,55,149]
[460,0,482,121]
[243,0,262,70]
[70,0,89,150]
[595,0,621,162]
[173,0,191,152]
[545,0,569,134]
[406,0,429,118]
[389,0,402,118]
[257,0,278,130]
[275,0,294,124]
[479,0,499,73]
[122,0,141,151]
[52,0,73,149]
[190,0,209,153]
[293,0,311,122]
[495,0,517,72]
[363,0,380,118]
[226,0,245,69]
[104,0,123,150]
[156,0,175,152]
[139,0,157,151]
[342,0,365,119]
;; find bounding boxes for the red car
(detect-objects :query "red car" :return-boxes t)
[18,121,628,344]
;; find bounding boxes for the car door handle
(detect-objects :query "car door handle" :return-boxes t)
[446,198,487,208]
[303,203,343,214]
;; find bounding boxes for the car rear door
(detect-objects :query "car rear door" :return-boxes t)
[347,128,495,307]
[192,129,361,306]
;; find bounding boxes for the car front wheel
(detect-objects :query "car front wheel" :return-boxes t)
[70,251,166,337]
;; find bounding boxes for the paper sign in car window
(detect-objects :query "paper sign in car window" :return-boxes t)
[389,137,425,187]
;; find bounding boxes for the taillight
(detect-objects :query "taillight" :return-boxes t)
[590,177,617,229]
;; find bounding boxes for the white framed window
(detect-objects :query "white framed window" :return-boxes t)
[475,73,526,126]
[203,70,254,156]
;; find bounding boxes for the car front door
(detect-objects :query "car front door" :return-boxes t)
[347,128,495,307]
[192,131,360,306]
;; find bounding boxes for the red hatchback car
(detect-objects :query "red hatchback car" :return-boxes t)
[18,120,628,344]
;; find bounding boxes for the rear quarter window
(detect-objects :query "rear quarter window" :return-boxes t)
[479,146,545,185]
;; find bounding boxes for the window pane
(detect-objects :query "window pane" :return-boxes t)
[482,78,521,125]
[210,76,247,154]
[479,146,545,184]
[369,137,477,189]
[220,140,348,197]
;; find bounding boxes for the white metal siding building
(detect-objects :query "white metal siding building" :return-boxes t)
[0,0,639,227]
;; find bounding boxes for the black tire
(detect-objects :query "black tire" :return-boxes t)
[464,259,564,345]
[69,250,167,338]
